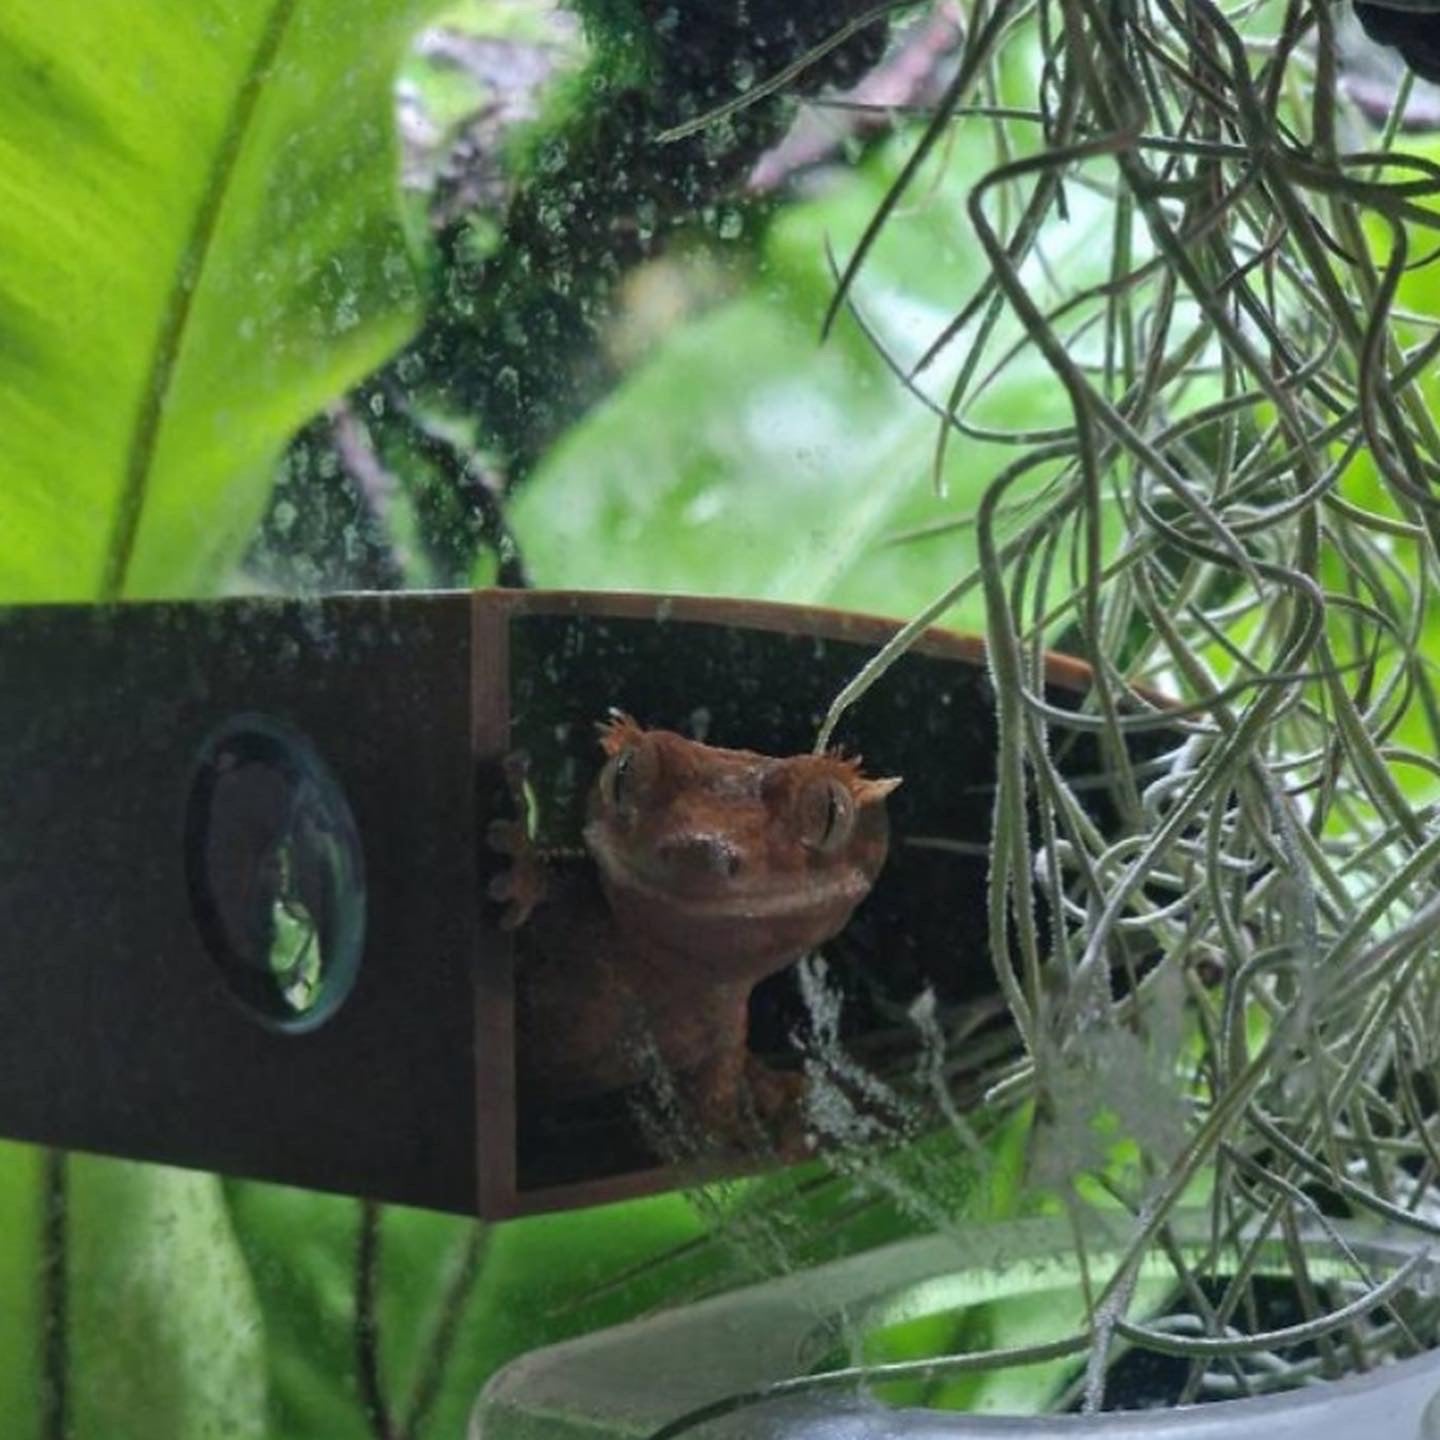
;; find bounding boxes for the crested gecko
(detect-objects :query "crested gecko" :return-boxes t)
[490,713,900,1154]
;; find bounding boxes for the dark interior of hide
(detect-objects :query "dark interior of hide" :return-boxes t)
[498,611,1182,1194]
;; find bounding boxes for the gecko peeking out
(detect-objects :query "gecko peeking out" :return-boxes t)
[490,713,900,1159]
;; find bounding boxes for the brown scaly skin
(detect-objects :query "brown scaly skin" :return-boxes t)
[491,715,900,1155]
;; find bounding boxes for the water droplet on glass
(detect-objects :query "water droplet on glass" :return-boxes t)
[272,499,298,537]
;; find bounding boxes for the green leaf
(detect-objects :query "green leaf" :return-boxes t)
[67,1159,268,1439]
[502,134,1095,629]
[226,1180,714,1440]
[0,1145,42,1439]
[0,0,437,601]
[0,1149,268,1439]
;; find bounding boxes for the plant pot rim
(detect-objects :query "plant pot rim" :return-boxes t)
[474,1215,1440,1439]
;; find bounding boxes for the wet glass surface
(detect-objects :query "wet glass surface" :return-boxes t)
[6,2,1440,1438]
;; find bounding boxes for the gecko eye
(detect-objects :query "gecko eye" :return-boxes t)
[798,776,856,854]
[600,740,659,821]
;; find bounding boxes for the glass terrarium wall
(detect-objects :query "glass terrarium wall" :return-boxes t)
[6,1,1440,1438]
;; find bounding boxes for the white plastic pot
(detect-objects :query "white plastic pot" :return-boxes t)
[472,1217,1440,1439]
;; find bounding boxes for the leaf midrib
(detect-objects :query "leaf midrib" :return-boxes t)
[100,0,301,601]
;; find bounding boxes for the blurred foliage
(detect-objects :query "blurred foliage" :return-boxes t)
[500,130,1089,629]
[0,0,435,601]
[0,1144,268,1439]
[0,0,440,1433]
[228,1182,709,1439]
[253,0,892,589]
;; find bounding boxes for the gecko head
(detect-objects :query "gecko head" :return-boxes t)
[583,713,900,975]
